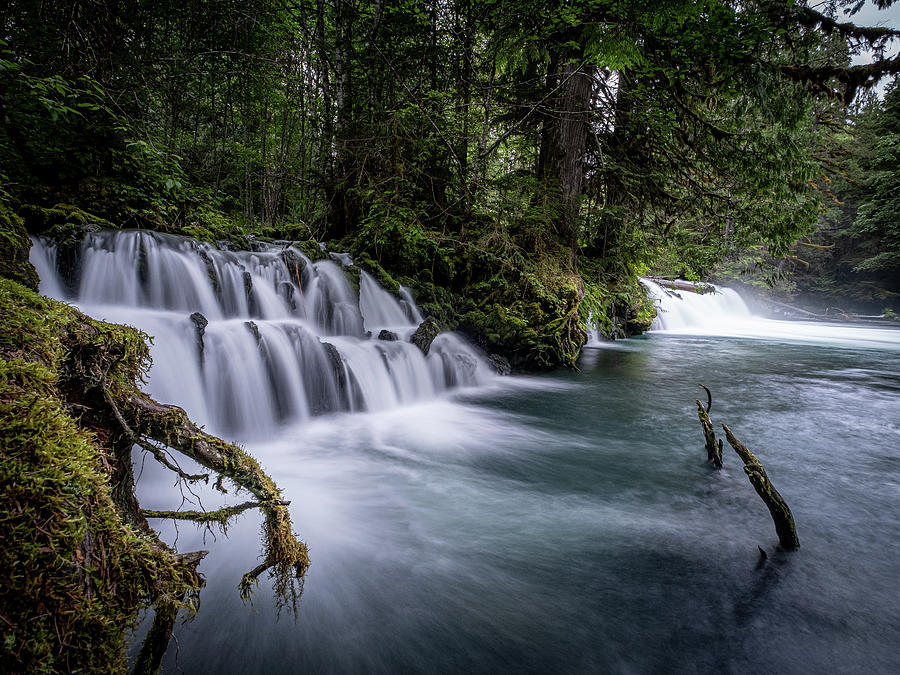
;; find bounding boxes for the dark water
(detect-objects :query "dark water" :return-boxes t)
[137,332,900,673]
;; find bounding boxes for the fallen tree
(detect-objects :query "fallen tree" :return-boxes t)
[696,384,723,469]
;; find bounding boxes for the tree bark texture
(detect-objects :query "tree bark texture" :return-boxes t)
[723,424,800,550]
[696,399,723,468]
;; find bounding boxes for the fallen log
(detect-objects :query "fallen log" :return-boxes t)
[646,277,715,295]
[723,424,800,550]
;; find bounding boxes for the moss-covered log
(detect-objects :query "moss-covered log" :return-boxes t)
[723,424,800,550]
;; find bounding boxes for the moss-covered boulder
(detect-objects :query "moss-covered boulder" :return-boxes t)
[0,272,307,672]
[0,278,203,673]
[0,202,39,291]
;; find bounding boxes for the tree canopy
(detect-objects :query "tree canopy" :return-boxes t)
[3,0,899,362]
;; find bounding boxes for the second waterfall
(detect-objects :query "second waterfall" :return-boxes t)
[30,230,493,440]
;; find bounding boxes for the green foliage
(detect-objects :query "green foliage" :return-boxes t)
[353,190,454,283]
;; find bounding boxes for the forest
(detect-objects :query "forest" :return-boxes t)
[2,0,900,673]
[2,0,897,367]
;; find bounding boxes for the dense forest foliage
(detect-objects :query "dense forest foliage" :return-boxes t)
[761,78,900,313]
[3,2,900,672]
[2,0,900,365]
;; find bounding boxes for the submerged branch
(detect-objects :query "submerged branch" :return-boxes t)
[723,424,800,550]
[696,389,722,468]
[116,390,310,601]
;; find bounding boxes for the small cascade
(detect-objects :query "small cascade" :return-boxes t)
[584,312,603,346]
[640,278,752,332]
[640,277,900,350]
[30,230,493,439]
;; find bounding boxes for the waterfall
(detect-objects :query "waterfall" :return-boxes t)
[640,277,900,350]
[30,230,493,439]
[640,278,752,332]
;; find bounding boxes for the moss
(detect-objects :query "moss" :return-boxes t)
[579,268,657,341]
[290,239,329,262]
[0,278,202,674]
[20,202,114,235]
[0,201,39,291]
[351,252,401,294]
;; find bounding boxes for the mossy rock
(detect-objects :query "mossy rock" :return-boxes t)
[0,202,39,291]
[0,278,203,674]
[352,252,400,294]
[289,239,329,262]
[19,202,114,236]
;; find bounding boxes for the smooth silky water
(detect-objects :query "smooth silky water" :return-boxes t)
[30,240,900,673]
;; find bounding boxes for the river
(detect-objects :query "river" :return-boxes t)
[30,235,900,673]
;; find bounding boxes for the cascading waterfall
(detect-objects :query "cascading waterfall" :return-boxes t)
[640,278,752,332]
[29,230,492,439]
[640,277,900,350]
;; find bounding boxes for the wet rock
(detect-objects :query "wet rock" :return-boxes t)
[454,353,477,378]
[190,312,208,366]
[244,321,260,344]
[198,248,220,295]
[410,317,440,355]
[487,353,511,376]
[321,341,353,410]
[279,281,296,311]
[280,248,308,282]
[377,329,398,341]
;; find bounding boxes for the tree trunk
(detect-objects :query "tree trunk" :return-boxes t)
[540,47,594,266]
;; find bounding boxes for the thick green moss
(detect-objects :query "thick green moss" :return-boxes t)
[0,202,39,291]
[0,278,202,674]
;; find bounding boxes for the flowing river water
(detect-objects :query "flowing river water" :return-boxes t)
[29,236,900,673]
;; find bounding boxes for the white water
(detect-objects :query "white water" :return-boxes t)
[641,278,900,351]
[30,230,493,439]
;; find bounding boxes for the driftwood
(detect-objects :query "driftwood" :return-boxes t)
[646,277,715,295]
[723,424,800,550]
[696,384,723,468]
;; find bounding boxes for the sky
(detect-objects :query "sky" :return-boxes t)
[841,2,900,95]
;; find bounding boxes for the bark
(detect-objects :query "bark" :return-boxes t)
[696,400,723,469]
[723,424,800,550]
[539,48,594,265]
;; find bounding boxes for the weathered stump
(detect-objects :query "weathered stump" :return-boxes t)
[723,424,800,550]
[696,385,723,468]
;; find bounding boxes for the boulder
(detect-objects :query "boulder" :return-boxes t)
[377,329,398,341]
[487,353,511,376]
[410,317,440,355]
